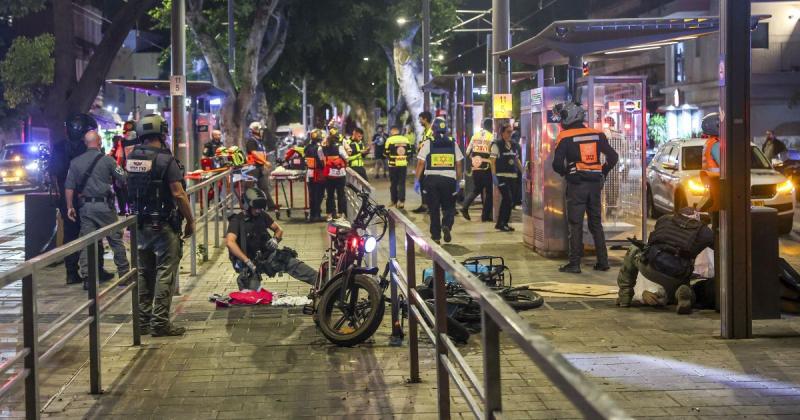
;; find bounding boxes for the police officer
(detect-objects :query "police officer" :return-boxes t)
[319,134,348,219]
[50,114,112,284]
[411,111,435,214]
[385,126,411,208]
[226,188,318,290]
[125,114,195,337]
[461,118,494,222]
[245,122,277,210]
[304,129,326,222]
[203,129,224,158]
[491,122,523,232]
[552,102,619,274]
[347,127,369,181]
[415,118,464,244]
[65,130,130,289]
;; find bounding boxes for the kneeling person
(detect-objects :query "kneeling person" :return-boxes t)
[226,188,317,290]
[617,207,713,314]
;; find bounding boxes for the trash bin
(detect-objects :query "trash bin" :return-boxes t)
[751,206,780,319]
[25,192,57,260]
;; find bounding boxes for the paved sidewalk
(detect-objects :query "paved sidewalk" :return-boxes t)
[3,177,800,418]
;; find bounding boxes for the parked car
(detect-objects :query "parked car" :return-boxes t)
[646,138,795,234]
[0,143,48,192]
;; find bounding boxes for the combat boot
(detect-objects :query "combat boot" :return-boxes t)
[151,324,186,337]
[558,263,581,274]
[616,288,633,307]
[675,284,694,315]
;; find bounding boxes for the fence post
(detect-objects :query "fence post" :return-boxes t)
[130,223,141,346]
[87,242,102,394]
[406,232,420,383]
[21,272,40,420]
[388,218,403,346]
[433,261,450,417]
[482,309,502,418]
[190,191,197,276]
[215,180,221,248]
[202,185,209,262]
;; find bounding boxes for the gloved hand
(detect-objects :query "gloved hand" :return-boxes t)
[455,180,462,195]
[414,179,421,195]
[266,238,279,251]
[245,260,257,273]
[492,174,499,186]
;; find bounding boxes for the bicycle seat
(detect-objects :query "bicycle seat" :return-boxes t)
[326,219,352,236]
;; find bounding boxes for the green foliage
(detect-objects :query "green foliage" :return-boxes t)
[0,0,46,17]
[648,113,668,147]
[0,34,54,108]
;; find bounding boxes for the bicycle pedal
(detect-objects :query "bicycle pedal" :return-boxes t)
[302,304,315,315]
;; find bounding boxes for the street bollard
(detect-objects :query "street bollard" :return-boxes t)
[87,242,102,394]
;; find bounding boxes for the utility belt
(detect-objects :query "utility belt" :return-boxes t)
[80,196,111,204]
[138,210,182,232]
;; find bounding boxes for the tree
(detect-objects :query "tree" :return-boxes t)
[0,34,54,109]
[155,0,288,147]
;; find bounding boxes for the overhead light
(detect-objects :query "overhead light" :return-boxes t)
[363,57,370,61]
[209,98,222,106]
[145,103,158,111]
[674,35,698,41]
[437,53,444,60]
[604,46,661,55]
[396,17,408,26]
[626,41,676,49]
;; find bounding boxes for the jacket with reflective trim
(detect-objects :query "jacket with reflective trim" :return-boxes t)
[492,140,519,178]
[552,126,618,183]
[468,129,493,171]
[702,136,720,175]
[385,135,411,167]
[425,137,456,178]
[347,141,366,167]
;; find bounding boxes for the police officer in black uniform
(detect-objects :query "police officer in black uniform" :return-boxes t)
[226,188,318,290]
[552,102,619,274]
[125,114,195,337]
[414,118,464,244]
[490,122,523,232]
[49,114,112,285]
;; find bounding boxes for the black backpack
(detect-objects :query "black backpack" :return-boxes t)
[125,146,173,218]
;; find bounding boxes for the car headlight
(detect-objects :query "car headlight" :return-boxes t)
[777,179,795,195]
[14,169,23,177]
[25,162,39,171]
[363,236,377,253]
[687,179,708,196]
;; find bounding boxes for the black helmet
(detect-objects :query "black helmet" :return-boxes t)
[65,113,98,143]
[701,113,720,137]
[243,187,268,210]
[432,117,448,137]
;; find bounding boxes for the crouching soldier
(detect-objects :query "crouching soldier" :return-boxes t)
[226,187,318,290]
[617,207,714,314]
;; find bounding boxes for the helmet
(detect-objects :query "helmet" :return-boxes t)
[482,118,493,131]
[329,126,339,136]
[249,122,262,133]
[136,114,168,140]
[432,117,448,137]
[701,113,720,136]
[243,187,268,210]
[310,129,322,140]
[552,102,586,127]
[65,113,98,143]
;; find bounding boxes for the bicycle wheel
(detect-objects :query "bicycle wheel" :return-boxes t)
[502,287,544,311]
[316,274,386,347]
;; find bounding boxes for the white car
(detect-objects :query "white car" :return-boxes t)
[646,138,795,234]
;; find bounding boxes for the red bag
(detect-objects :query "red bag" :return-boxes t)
[227,289,273,305]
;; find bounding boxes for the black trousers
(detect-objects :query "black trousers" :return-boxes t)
[566,181,607,266]
[308,181,325,219]
[59,203,82,276]
[512,175,522,206]
[496,176,515,228]
[352,166,368,181]
[389,166,407,203]
[462,170,493,221]
[423,176,457,241]
[325,177,347,217]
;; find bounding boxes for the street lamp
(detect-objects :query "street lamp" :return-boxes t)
[396,17,408,26]
[363,57,370,61]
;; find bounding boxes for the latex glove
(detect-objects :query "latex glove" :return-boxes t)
[245,260,257,272]
[455,180,462,195]
[492,174,499,186]
[414,179,421,195]
[266,238,279,251]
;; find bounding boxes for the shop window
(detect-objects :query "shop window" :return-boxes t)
[752,23,769,49]
[674,43,686,83]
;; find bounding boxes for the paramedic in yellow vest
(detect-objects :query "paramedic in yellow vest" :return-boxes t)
[347,127,368,181]
[460,118,494,222]
[412,111,435,214]
[552,102,619,274]
[385,126,411,208]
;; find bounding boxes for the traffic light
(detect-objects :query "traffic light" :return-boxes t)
[582,62,590,77]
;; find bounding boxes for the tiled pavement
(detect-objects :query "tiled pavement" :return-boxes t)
[2,178,800,418]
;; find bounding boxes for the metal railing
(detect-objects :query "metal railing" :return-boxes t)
[185,169,237,277]
[345,169,379,268]
[0,216,141,420]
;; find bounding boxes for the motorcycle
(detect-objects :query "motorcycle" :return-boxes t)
[307,185,390,346]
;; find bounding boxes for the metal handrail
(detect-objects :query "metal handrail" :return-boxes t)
[0,216,141,420]
[184,169,236,278]
[341,173,631,419]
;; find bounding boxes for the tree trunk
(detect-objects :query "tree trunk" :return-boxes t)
[221,98,244,147]
[387,94,406,129]
[393,26,424,146]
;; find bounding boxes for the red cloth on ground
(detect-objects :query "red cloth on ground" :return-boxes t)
[227,289,273,305]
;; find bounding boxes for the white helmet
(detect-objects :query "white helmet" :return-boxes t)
[701,113,720,137]
[249,121,263,133]
[552,102,586,127]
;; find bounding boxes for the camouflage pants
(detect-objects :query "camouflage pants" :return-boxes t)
[137,224,181,330]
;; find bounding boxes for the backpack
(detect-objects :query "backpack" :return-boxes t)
[125,146,173,219]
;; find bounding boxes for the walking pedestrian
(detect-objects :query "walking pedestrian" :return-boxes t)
[414,118,463,244]
[319,134,348,219]
[385,126,411,208]
[372,125,389,179]
[411,112,435,214]
[551,102,618,274]
[461,118,494,222]
[245,122,277,210]
[490,122,523,232]
[65,130,130,289]
[347,127,369,181]
[304,129,326,222]
[125,114,195,336]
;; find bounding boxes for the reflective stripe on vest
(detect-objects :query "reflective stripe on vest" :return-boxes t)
[469,130,493,171]
[349,142,365,167]
[425,139,456,178]
[493,140,518,177]
[386,135,410,167]
[557,127,604,173]
[702,136,720,174]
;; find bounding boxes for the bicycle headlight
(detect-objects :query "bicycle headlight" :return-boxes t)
[363,236,377,253]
